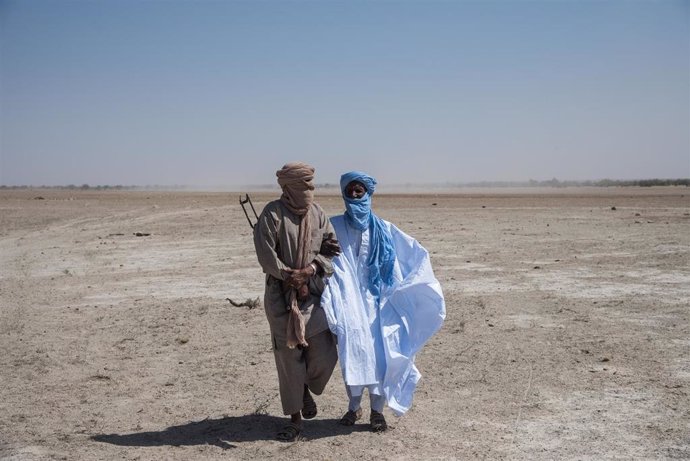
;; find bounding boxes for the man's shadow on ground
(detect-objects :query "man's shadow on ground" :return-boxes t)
[91,413,369,449]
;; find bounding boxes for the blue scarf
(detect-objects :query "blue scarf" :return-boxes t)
[340,172,396,296]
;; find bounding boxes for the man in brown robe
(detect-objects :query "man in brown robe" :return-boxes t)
[253,162,340,441]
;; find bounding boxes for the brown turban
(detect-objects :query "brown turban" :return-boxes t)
[276,162,315,216]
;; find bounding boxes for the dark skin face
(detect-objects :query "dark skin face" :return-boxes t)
[345,180,367,199]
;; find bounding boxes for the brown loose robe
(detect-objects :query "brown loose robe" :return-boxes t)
[253,199,338,415]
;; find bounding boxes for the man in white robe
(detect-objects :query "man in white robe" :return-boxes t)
[321,171,446,432]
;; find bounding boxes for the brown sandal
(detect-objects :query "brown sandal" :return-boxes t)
[339,408,363,426]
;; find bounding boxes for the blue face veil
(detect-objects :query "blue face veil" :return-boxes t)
[340,172,396,296]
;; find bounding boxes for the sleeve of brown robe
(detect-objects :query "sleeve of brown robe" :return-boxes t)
[253,202,289,281]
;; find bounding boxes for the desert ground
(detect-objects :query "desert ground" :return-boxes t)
[0,187,688,460]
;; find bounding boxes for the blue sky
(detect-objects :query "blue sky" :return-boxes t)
[1,0,688,187]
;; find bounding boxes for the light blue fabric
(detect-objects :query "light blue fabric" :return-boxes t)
[340,171,376,231]
[322,215,446,416]
[339,171,396,297]
[339,171,377,196]
[347,386,386,413]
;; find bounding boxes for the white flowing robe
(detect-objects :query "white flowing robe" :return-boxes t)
[321,215,446,416]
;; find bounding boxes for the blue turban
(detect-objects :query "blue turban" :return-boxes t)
[340,171,396,296]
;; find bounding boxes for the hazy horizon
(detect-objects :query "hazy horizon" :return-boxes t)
[4,175,690,190]
[1,1,688,187]
[2,177,689,192]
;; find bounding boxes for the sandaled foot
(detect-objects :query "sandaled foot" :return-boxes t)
[370,410,388,432]
[338,408,363,426]
[276,422,302,442]
[301,389,317,420]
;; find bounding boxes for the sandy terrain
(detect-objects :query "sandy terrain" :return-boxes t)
[1,187,688,460]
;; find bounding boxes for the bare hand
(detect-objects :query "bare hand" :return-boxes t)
[283,267,314,288]
[320,237,341,257]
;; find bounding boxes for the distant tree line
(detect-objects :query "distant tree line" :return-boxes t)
[526,178,690,187]
[451,178,690,188]
[0,184,191,190]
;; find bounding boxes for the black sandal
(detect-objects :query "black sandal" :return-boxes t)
[370,410,388,432]
[338,408,363,426]
[276,422,302,442]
